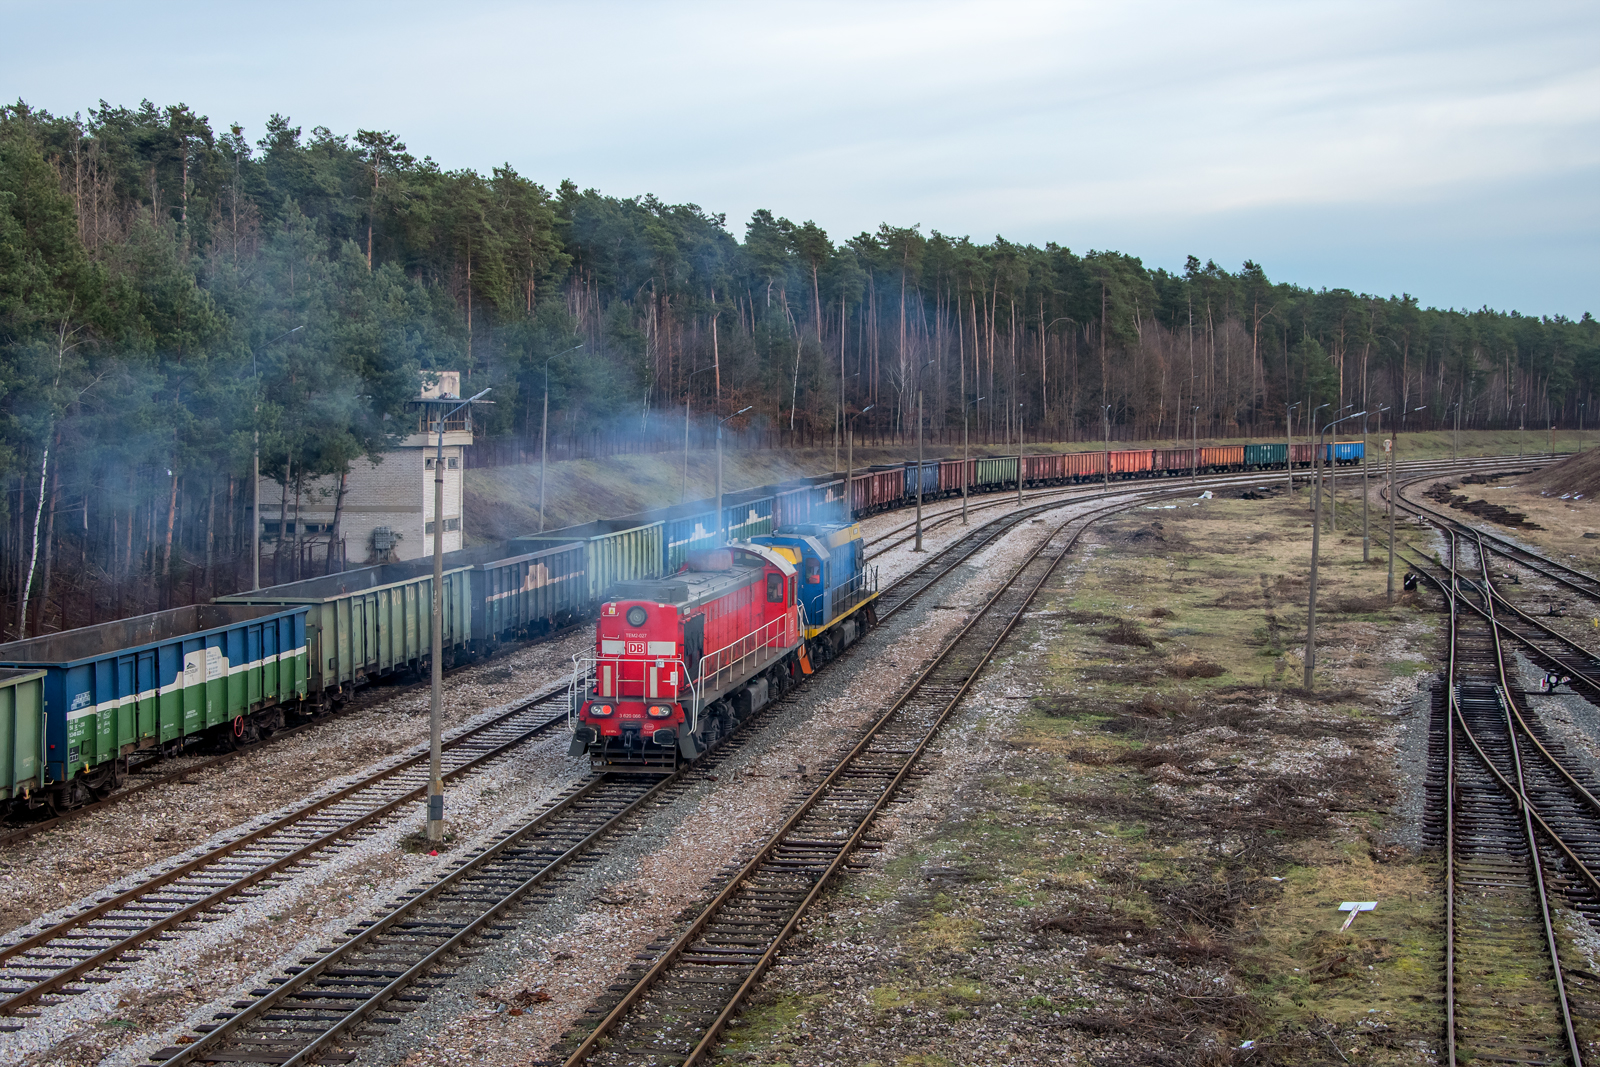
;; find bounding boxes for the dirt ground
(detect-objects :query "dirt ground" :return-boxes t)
[709,485,1450,1067]
[1405,469,1600,568]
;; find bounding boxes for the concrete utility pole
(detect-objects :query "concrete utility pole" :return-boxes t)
[1363,406,1389,562]
[537,344,582,531]
[913,359,934,551]
[681,365,716,504]
[716,406,753,544]
[851,406,876,524]
[1103,404,1112,495]
[1330,405,1352,532]
[250,325,304,590]
[962,396,982,524]
[1386,404,1425,604]
[1307,409,1365,690]
[417,387,490,845]
[1190,406,1199,483]
[1286,402,1300,492]
[1308,403,1329,517]
[1017,403,1026,506]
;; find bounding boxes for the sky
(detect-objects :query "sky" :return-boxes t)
[4,0,1596,317]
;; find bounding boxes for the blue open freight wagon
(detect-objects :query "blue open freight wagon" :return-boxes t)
[0,604,308,807]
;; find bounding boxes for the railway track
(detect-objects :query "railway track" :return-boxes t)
[0,453,1553,1054]
[1395,472,1600,605]
[0,618,590,848]
[133,480,1168,1067]
[0,684,576,1022]
[553,497,1131,1067]
[1411,530,1600,1064]
[0,471,1215,1040]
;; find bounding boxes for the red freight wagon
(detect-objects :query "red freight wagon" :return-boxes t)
[850,467,902,517]
[1153,448,1195,474]
[1110,449,1154,476]
[1290,442,1315,467]
[1023,453,1067,485]
[1199,445,1245,470]
[939,458,974,496]
[1063,450,1106,480]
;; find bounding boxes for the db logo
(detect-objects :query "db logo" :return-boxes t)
[626,641,646,655]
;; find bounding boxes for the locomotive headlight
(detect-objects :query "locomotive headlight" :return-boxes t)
[646,704,675,718]
[588,704,614,717]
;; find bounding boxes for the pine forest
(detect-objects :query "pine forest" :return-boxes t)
[1,99,1596,638]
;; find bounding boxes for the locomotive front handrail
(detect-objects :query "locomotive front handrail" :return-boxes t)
[691,613,797,700]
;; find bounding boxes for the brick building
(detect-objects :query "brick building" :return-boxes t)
[257,372,472,567]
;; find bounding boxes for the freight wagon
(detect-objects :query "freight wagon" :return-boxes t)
[1111,449,1155,477]
[522,520,667,603]
[0,604,309,810]
[903,460,941,500]
[1198,445,1245,472]
[1327,441,1365,465]
[0,669,44,803]
[937,458,974,497]
[1063,450,1108,481]
[1244,443,1287,469]
[974,455,1018,491]
[1153,448,1195,475]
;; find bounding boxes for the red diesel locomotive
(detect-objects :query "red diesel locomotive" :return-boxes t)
[568,544,807,769]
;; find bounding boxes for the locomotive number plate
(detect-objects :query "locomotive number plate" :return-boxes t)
[626,640,646,655]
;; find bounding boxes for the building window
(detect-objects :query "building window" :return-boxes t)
[425,456,461,471]
[424,518,462,535]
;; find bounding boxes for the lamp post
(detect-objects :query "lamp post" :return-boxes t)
[1103,404,1112,496]
[1286,402,1300,491]
[913,359,935,552]
[1330,404,1353,532]
[249,324,304,590]
[537,344,583,532]
[716,406,753,543]
[415,386,491,844]
[1388,404,1425,604]
[1017,402,1026,506]
[1363,406,1389,562]
[846,405,874,521]
[833,372,860,475]
[681,365,716,503]
[1520,402,1526,458]
[962,396,983,524]
[1190,405,1200,483]
[1580,402,1586,454]
[1306,409,1366,690]
[1308,402,1330,518]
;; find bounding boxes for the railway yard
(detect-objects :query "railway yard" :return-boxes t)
[9,455,1600,1066]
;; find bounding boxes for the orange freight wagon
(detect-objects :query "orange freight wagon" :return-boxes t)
[1063,450,1107,480]
[1110,449,1154,475]
[1199,444,1245,470]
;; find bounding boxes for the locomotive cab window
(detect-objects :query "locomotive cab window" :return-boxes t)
[804,558,821,584]
[766,573,784,603]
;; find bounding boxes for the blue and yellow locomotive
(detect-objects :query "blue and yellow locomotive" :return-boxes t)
[750,521,879,663]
